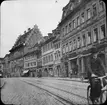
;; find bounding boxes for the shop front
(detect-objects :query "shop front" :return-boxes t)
[22,70,30,77]
[43,67,48,77]
[78,40,107,79]
[42,64,54,77]
[68,50,91,79]
[61,55,69,77]
[68,52,78,78]
[37,66,42,77]
[29,68,37,77]
[54,62,62,77]
[96,39,107,70]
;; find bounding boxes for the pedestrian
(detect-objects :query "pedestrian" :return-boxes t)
[69,69,73,78]
[74,64,78,75]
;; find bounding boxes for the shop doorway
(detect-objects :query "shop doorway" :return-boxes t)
[49,68,54,77]
[70,59,78,76]
[57,65,61,77]
[65,62,69,77]
[44,68,48,77]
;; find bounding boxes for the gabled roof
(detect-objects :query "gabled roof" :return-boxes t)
[14,29,32,48]
[25,25,43,45]
[10,29,32,52]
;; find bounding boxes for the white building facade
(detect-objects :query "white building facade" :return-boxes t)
[42,35,56,77]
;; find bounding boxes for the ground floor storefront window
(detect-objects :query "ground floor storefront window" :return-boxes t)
[43,68,48,77]
[64,62,69,77]
[48,68,54,77]
[70,59,78,77]
[54,65,61,77]
[69,56,89,78]
[37,69,42,77]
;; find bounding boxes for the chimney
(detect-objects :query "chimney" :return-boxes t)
[48,33,53,38]
[24,31,26,34]
[44,36,48,40]
[28,28,31,31]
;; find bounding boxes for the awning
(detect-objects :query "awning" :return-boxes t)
[23,70,29,74]
[69,56,78,60]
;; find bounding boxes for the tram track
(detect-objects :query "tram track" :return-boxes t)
[36,79,87,90]
[22,80,75,105]
[21,79,88,105]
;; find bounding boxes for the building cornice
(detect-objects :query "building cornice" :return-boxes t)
[41,36,56,46]
[59,0,91,27]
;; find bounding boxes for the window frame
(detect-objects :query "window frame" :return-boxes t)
[92,3,97,17]
[87,31,91,45]
[93,27,99,42]
[100,24,106,40]
[66,43,69,52]
[82,34,86,47]
[81,12,85,23]
[68,22,72,32]
[62,45,65,54]
[99,0,105,12]
[77,16,80,26]
[73,39,76,50]
[77,36,81,48]
[73,19,76,29]
[87,8,91,19]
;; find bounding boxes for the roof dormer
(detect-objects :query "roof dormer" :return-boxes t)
[60,0,83,22]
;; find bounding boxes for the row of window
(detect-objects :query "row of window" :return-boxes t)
[62,24,106,54]
[42,42,53,53]
[63,0,81,17]
[62,0,105,36]
[54,50,61,60]
[25,24,105,61]
[25,61,36,68]
[24,54,37,60]
[43,54,53,65]
[54,42,60,49]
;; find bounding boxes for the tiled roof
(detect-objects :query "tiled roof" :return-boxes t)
[10,29,32,52]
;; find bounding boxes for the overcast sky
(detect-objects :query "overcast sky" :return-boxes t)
[1,0,69,57]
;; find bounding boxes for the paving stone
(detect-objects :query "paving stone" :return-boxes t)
[1,78,74,105]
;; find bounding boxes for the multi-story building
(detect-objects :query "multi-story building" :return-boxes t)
[52,28,62,77]
[23,25,43,77]
[2,54,10,77]
[0,58,4,76]
[9,28,32,77]
[41,33,56,77]
[58,0,106,78]
[36,43,43,77]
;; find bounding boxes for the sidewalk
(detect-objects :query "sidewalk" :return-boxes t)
[57,77,88,83]
[41,77,89,83]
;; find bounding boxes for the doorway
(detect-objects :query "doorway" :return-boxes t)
[70,59,78,76]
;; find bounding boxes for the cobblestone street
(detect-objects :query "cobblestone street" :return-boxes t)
[1,78,89,105]
[1,78,70,105]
